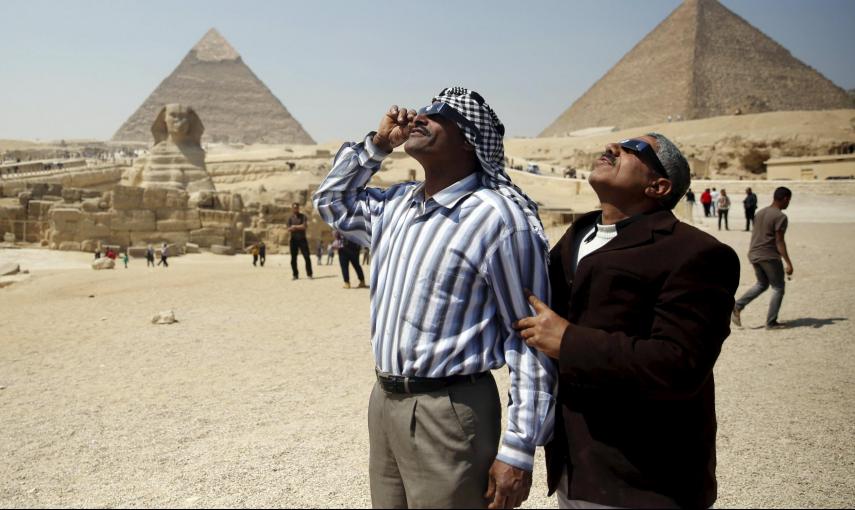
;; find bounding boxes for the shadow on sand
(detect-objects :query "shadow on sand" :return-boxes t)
[782,317,848,329]
[750,317,848,330]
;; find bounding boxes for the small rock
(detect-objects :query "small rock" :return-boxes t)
[91,258,115,270]
[21,269,29,274]
[27,488,37,495]
[152,310,177,325]
[185,496,201,505]
[0,263,20,276]
[100,317,107,321]
[0,386,6,390]
[89,294,95,298]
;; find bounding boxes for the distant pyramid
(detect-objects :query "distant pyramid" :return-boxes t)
[113,28,314,144]
[540,0,852,136]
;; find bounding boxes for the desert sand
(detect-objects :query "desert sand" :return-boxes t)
[1,202,854,508]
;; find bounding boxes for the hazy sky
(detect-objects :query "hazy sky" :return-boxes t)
[1,0,853,143]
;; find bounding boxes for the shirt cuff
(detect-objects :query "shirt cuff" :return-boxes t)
[362,131,391,163]
[496,435,536,472]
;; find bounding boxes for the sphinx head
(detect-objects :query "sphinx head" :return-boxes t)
[151,104,204,147]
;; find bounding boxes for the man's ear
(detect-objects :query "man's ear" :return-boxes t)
[645,178,673,200]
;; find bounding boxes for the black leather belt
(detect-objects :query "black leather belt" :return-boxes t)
[375,369,489,394]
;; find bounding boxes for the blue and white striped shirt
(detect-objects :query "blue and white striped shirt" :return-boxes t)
[313,134,556,472]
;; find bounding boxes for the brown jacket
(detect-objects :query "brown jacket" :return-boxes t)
[545,209,740,509]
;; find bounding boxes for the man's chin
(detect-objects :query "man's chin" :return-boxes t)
[404,139,426,156]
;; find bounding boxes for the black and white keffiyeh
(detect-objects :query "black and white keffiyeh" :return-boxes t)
[431,86,547,248]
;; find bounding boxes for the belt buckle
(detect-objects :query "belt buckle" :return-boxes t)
[403,376,411,394]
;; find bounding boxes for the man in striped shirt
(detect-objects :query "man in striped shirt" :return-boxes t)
[314,87,555,509]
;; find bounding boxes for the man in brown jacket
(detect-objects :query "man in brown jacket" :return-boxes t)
[515,134,739,508]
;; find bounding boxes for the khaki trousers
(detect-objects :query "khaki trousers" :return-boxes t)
[368,373,501,509]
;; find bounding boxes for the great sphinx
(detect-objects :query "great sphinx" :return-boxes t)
[123,104,216,193]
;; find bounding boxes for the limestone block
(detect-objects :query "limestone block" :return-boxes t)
[210,244,235,255]
[50,208,82,234]
[62,188,83,203]
[190,191,215,209]
[199,209,238,227]
[155,208,200,221]
[128,246,149,258]
[0,204,26,221]
[157,219,202,232]
[81,240,99,253]
[77,218,112,239]
[46,184,63,197]
[26,200,54,220]
[109,210,156,231]
[142,188,168,209]
[59,241,82,251]
[0,263,20,276]
[190,227,227,247]
[92,257,115,270]
[185,242,200,254]
[3,232,15,243]
[230,193,244,212]
[164,190,189,209]
[81,198,102,212]
[112,186,144,210]
[154,209,201,232]
[129,232,189,248]
[81,190,103,199]
[26,183,48,198]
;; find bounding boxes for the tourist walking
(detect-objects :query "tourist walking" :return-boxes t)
[326,240,336,265]
[717,188,731,230]
[258,241,266,267]
[122,252,129,269]
[146,244,155,267]
[744,187,758,231]
[157,242,168,267]
[710,187,719,215]
[684,187,696,221]
[514,133,739,509]
[700,188,712,217]
[250,243,260,266]
[732,187,794,329]
[287,203,313,280]
[334,230,366,289]
[314,87,555,509]
[316,239,324,265]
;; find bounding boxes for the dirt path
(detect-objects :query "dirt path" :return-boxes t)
[1,221,853,507]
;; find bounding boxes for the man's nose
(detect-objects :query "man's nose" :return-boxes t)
[605,142,620,155]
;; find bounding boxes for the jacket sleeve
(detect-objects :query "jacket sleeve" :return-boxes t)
[559,243,740,399]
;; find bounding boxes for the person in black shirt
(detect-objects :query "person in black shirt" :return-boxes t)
[287,203,313,280]
[743,187,758,231]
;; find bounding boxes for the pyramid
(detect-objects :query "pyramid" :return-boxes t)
[113,29,314,145]
[540,0,852,137]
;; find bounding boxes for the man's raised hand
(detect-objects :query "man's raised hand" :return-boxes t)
[373,105,417,153]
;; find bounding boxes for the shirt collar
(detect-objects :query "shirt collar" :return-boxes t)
[410,172,480,212]
[584,211,656,243]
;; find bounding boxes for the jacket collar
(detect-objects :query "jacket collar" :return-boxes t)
[561,209,678,278]
[592,208,678,255]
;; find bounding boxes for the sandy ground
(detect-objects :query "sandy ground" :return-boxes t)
[2,210,854,507]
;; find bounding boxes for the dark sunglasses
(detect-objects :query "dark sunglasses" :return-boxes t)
[619,139,669,178]
[417,103,482,144]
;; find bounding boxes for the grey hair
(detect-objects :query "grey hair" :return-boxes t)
[647,132,690,210]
